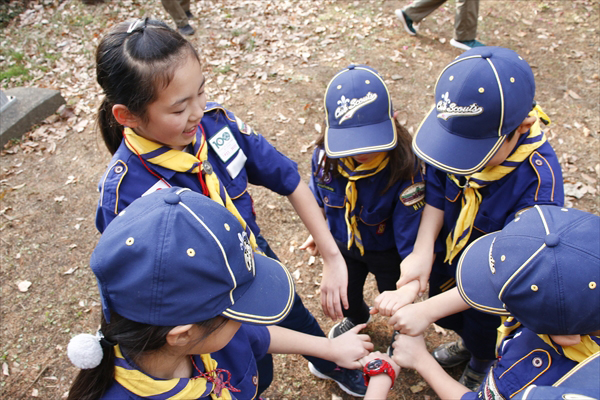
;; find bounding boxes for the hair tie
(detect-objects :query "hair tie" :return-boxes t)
[67,331,113,369]
[127,17,148,34]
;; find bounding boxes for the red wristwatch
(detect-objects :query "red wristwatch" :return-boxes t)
[362,358,396,387]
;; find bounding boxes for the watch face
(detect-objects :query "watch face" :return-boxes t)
[366,359,383,370]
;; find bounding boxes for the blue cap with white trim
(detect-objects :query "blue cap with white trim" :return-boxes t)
[324,65,397,158]
[413,47,535,175]
[456,205,600,335]
[90,187,294,326]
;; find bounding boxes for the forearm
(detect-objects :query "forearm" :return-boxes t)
[415,353,470,399]
[266,326,332,358]
[412,204,444,254]
[364,375,393,399]
[423,288,470,325]
[287,180,340,260]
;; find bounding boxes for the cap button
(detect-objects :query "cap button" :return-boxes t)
[545,233,560,247]
[164,193,181,205]
[480,50,492,59]
[348,65,355,70]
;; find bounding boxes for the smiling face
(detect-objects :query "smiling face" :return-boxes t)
[131,51,207,150]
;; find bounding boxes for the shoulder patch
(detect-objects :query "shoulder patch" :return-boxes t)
[209,126,240,163]
[400,182,425,206]
[481,367,505,400]
[235,116,255,136]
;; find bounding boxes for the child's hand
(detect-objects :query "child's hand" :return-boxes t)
[329,324,374,369]
[299,235,320,256]
[360,351,400,377]
[390,333,429,370]
[388,302,432,336]
[396,251,435,294]
[371,280,420,316]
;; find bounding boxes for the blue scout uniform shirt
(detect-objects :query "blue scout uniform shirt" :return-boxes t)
[101,324,270,399]
[462,324,600,400]
[308,147,425,258]
[425,141,564,275]
[96,102,301,234]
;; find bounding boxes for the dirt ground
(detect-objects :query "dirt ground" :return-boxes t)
[0,0,598,399]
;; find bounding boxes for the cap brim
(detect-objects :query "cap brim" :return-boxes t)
[325,119,397,158]
[456,233,510,315]
[413,107,506,175]
[222,253,294,325]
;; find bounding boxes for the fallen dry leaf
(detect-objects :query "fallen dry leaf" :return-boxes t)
[17,280,32,292]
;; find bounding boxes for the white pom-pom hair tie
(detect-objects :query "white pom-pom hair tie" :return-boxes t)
[67,331,107,369]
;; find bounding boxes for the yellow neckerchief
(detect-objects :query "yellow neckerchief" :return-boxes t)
[444,106,550,263]
[113,345,232,399]
[497,317,600,363]
[123,127,259,252]
[337,153,389,255]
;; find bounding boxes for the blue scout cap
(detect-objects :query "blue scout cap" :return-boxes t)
[514,352,600,399]
[324,65,397,158]
[456,205,600,335]
[90,187,295,326]
[413,47,535,175]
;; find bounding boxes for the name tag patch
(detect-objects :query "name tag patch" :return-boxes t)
[209,127,240,163]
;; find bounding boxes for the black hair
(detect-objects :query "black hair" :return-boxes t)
[96,18,200,154]
[67,312,227,400]
[314,118,418,193]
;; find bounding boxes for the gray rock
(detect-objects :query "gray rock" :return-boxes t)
[0,87,65,148]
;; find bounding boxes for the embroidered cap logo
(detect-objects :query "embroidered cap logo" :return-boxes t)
[238,232,255,276]
[334,92,378,124]
[436,92,483,121]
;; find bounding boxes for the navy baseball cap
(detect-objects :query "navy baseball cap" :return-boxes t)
[90,187,295,326]
[324,65,397,158]
[413,47,535,175]
[456,205,600,335]
[514,352,600,399]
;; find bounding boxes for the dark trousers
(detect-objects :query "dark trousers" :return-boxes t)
[255,235,336,396]
[337,241,402,324]
[430,268,500,360]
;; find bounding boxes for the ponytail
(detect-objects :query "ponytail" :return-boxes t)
[67,313,227,399]
[97,98,123,155]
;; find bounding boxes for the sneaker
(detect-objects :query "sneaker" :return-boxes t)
[328,315,371,339]
[394,9,416,36]
[185,10,194,19]
[308,362,367,397]
[450,39,485,51]
[432,339,471,368]
[178,24,195,36]
[459,364,486,391]
[386,330,400,357]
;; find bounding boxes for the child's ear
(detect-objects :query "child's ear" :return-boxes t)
[166,324,195,347]
[515,115,537,135]
[112,104,142,128]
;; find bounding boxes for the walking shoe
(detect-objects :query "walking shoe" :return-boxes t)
[185,10,194,19]
[459,364,486,391]
[432,339,471,368]
[308,362,367,397]
[327,315,371,339]
[394,9,416,36]
[450,39,485,51]
[387,330,400,358]
[178,24,195,36]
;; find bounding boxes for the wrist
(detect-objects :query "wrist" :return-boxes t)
[363,358,396,388]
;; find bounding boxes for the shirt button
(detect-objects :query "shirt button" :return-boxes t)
[535,159,543,166]
[532,357,543,367]
[114,165,124,174]
[324,196,329,204]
